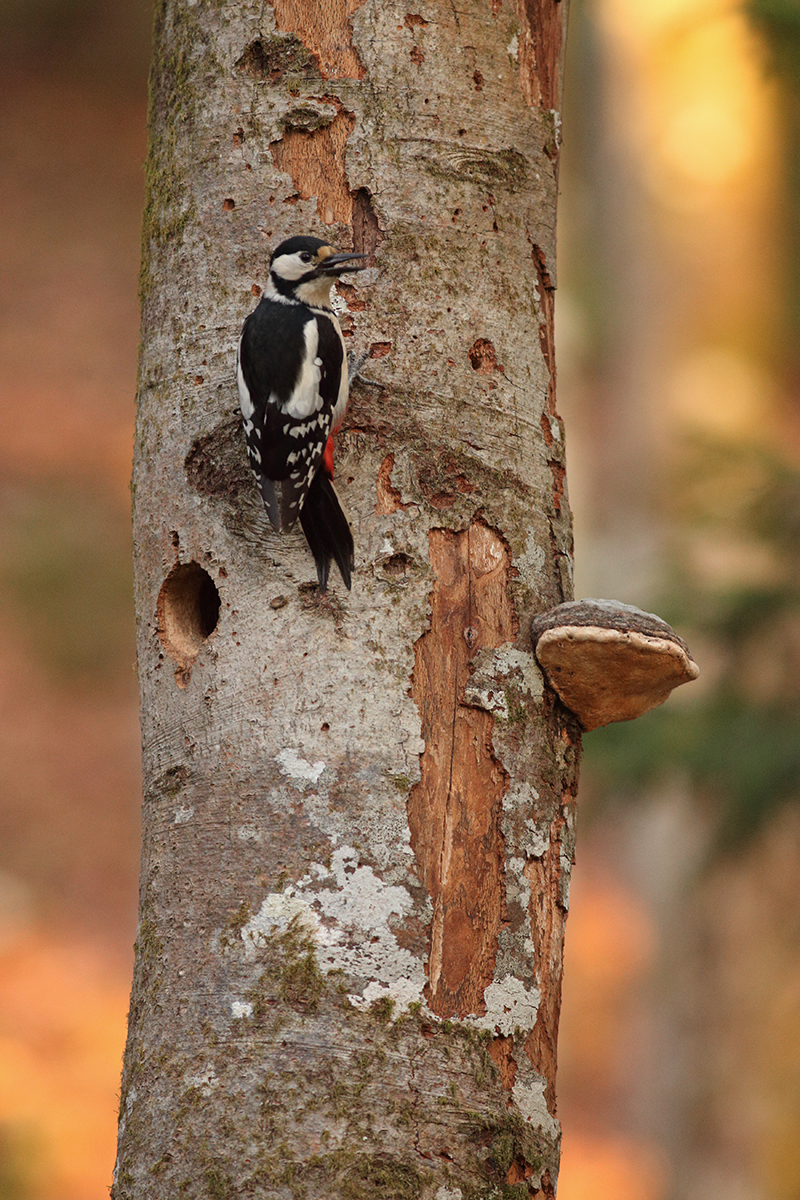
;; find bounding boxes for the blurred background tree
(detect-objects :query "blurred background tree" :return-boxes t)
[2,0,800,1196]
[0,0,149,1196]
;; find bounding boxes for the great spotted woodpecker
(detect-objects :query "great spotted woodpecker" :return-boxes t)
[236,235,366,590]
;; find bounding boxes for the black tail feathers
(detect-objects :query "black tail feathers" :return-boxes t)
[299,471,354,591]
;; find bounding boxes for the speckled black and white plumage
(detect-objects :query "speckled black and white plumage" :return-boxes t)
[236,235,365,590]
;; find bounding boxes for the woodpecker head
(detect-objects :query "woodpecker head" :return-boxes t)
[267,235,366,307]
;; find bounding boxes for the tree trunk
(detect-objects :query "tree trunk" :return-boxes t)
[114,0,577,1196]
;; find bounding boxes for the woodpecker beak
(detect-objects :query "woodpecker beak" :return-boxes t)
[319,251,368,276]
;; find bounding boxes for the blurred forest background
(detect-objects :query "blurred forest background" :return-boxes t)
[1,0,799,1196]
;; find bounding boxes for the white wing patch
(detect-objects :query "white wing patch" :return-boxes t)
[282,320,322,420]
[236,341,254,420]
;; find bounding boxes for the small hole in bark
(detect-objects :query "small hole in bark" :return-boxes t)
[383,553,412,578]
[157,562,220,683]
[223,198,235,211]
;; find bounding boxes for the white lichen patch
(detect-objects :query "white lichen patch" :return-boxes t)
[493,647,545,701]
[470,976,541,1036]
[230,1000,253,1019]
[242,890,321,960]
[275,747,326,784]
[560,844,573,911]
[503,783,549,859]
[184,1067,219,1093]
[347,977,423,1012]
[463,678,510,719]
[512,1076,560,1141]
[173,805,194,824]
[235,825,263,843]
[515,531,547,589]
[503,779,540,809]
[507,32,519,62]
[241,846,427,1011]
[506,856,533,914]
[436,1188,464,1200]
[524,821,550,858]
[314,847,427,1008]
[464,646,544,719]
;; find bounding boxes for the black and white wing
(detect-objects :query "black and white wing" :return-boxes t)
[237,299,344,533]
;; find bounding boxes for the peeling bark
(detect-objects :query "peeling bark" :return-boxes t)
[116,0,574,1195]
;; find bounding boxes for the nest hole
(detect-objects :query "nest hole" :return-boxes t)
[157,562,220,676]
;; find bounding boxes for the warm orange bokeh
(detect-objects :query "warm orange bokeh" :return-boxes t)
[0,934,130,1199]
[0,65,143,1198]
[559,1133,667,1200]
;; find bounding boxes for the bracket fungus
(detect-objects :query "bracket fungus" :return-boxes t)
[530,599,699,731]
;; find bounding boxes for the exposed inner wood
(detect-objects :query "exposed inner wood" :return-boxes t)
[530,242,555,414]
[375,453,408,514]
[268,0,367,79]
[534,1168,557,1200]
[408,521,515,1016]
[488,1034,518,1089]
[467,337,504,375]
[351,187,382,261]
[269,109,357,225]
[515,0,562,110]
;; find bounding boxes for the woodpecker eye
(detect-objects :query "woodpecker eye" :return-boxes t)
[299,251,313,263]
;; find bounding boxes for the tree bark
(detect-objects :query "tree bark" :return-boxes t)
[115,0,577,1196]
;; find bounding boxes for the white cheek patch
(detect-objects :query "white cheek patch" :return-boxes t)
[272,252,313,282]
